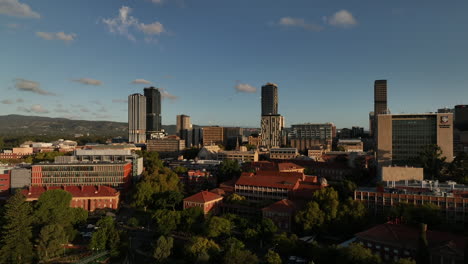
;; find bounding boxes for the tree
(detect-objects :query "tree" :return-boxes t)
[153,235,174,262]
[336,198,368,234]
[265,250,282,264]
[180,206,205,234]
[312,188,340,223]
[273,233,298,256]
[446,151,468,184]
[185,236,221,263]
[89,216,120,256]
[37,224,67,262]
[218,159,241,183]
[395,258,416,264]
[225,193,247,205]
[127,217,139,227]
[206,216,232,238]
[418,144,446,180]
[153,191,184,211]
[295,201,325,233]
[224,247,259,264]
[0,191,34,264]
[342,243,381,264]
[132,180,154,211]
[415,224,430,264]
[34,189,74,226]
[256,218,278,247]
[153,209,180,235]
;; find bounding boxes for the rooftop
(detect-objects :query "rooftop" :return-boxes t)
[22,185,119,199]
[183,190,223,203]
[262,199,298,213]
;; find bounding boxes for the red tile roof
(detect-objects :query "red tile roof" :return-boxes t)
[184,191,223,203]
[236,174,300,189]
[262,199,298,213]
[256,170,304,179]
[356,223,466,252]
[278,162,304,171]
[22,185,119,199]
[209,188,226,196]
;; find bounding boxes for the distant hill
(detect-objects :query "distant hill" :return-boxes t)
[0,115,129,137]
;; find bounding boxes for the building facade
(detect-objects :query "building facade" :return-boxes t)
[261,115,284,149]
[144,87,162,136]
[183,191,224,214]
[337,139,364,152]
[202,126,225,146]
[217,150,259,162]
[128,93,147,143]
[31,162,133,190]
[290,123,334,152]
[270,148,298,160]
[261,83,278,116]
[376,113,454,166]
[147,138,185,153]
[22,185,120,212]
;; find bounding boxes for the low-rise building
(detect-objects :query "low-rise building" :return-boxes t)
[22,185,120,212]
[270,148,298,160]
[262,199,299,232]
[354,180,468,223]
[147,138,185,153]
[217,150,259,162]
[337,139,364,152]
[380,166,423,182]
[179,170,216,191]
[355,223,465,264]
[0,170,10,197]
[307,145,325,161]
[183,190,224,214]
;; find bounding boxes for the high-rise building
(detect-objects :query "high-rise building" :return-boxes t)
[376,113,454,166]
[202,126,225,146]
[176,115,192,136]
[261,83,278,116]
[128,93,146,143]
[144,87,162,137]
[454,105,468,131]
[261,115,284,148]
[374,80,388,115]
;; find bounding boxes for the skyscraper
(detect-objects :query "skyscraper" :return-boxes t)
[454,105,468,131]
[144,87,162,137]
[374,80,388,115]
[261,115,284,148]
[261,83,278,116]
[128,93,146,143]
[177,115,192,148]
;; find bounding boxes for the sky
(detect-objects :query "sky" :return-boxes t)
[1,0,468,129]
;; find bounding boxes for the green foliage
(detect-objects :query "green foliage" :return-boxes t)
[387,202,442,227]
[265,250,282,264]
[31,151,66,163]
[173,166,189,174]
[218,159,241,183]
[273,233,298,256]
[127,217,139,227]
[180,206,205,234]
[417,144,447,180]
[445,151,468,184]
[89,216,120,256]
[206,216,232,238]
[34,189,74,226]
[132,180,154,210]
[0,191,34,264]
[225,193,247,205]
[185,236,221,263]
[395,258,416,264]
[295,201,325,233]
[136,150,164,174]
[342,243,382,264]
[153,235,174,262]
[37,224,67,262]
[311,188,340,222]
[332,180,358,201]
[153,191,184,211]
[223,247,259,264]
[153,209,181,235]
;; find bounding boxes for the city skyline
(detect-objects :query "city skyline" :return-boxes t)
[1,0,468,129]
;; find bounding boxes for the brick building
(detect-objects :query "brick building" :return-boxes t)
[262,199,299,232]
[22,185,120,212]
[183,190,224,214]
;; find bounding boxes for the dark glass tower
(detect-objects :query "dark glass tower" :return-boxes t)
[374,80,387,115]
[144,87,162,135]
[455,105,468,131]
[261,83,278,116]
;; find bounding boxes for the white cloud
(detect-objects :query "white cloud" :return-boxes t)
[72,78,102,86]
[1,99,14,104]
[102,6,166,41]
[160,88,178,100]
[17,104,49,113]
[138,21,165,35]
[0,0,40,18]
[235,82,256,93]
[36,31,77,42]
[278,17,323,32]
[132,79,151,84]
[328,10,357,27]
[14,78,55,95]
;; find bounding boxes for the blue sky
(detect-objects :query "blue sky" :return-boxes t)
[1,0,467,129]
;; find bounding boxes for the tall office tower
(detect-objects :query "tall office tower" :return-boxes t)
[261,115,284,148]
[144,87,162,138]
[454,105,468,131]
[177,115,192,148]
[128,94,147,143]
[376,113,453,167]
[261,83,278,116]
[224,127,244,149]
[290,123,334,152]
[176,115,192,136]
[374,80,388,115]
